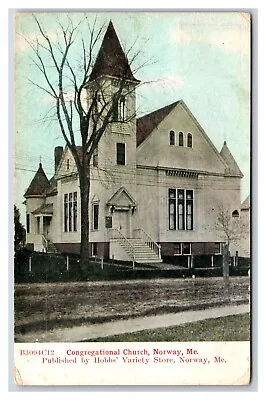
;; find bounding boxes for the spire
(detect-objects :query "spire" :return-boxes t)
[24,163,51,197]
[89,21,139,83]
[220,142,243,177]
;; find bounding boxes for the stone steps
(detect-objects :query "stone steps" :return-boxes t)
[117,238,162,263]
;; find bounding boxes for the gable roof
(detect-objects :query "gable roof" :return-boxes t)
[107,187,137,207]
[24,163,51,198]
[220,141,243,177]
[89,21,139,83]
[136,101,180,146]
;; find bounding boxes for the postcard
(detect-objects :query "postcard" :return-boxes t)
[13,11,251,386]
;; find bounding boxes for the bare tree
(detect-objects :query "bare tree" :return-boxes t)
[215,205,249,278]
[21,14,147,276]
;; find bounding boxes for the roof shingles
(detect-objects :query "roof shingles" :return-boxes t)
[89,21,139,83]
[136,101,180,146]
[24,163,51,198]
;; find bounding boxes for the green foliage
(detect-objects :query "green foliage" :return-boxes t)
[14,205,26,252]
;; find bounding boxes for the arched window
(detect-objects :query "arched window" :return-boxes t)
[119,96,125,121]
[232,210,239,218]
[113,95,126,122]
[187,133,193,148]
[179,132,184,146]
[169,130,175,145]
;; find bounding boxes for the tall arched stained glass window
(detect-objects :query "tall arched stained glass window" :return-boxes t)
[187,133,193,148]
[179,131,184,146]
[169,130,175,145]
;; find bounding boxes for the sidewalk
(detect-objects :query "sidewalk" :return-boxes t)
[15,303,250,343]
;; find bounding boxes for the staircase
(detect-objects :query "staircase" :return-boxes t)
[47,240,59,254]
[42,235,59,254]
[119,238,162,263]
[109,228,162,264]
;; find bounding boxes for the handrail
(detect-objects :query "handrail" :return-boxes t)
[133,228,161,258]
[109,228,135,268]
[42,234,48,252]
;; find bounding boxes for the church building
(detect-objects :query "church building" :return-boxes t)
[23,21,248,266]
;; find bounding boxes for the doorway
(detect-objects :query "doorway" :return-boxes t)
[113,210,130,237]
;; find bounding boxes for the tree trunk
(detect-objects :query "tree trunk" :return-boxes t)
[79,167,90,279]
[222,242,230,299]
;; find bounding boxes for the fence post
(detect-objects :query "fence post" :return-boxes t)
[66,255,69,271]
[29,257,32,272]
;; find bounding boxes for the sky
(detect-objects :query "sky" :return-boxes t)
[14,11,250,222]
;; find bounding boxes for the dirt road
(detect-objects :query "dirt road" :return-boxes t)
[14,276,249,338]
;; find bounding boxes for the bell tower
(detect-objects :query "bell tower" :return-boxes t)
[85,21,141,245]
[85,20,140,173]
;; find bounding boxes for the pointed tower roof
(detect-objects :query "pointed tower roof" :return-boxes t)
[220,141,243,177]
[241,194,250,210]
[24,163,51,198]
[89,21,139,83]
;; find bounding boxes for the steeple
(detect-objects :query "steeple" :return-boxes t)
[220,142,243,177]
[24,163,51,197]
[89,21,139,83]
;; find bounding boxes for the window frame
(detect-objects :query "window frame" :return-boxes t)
[214,242,221,255]
[168,188,194,231]
[169,130,175,146]
[187,133,193,148]
[116,142,126,165]
[179,131,184,146]
[64,192,78,232]
[92,203,99,231]
[183,242,192,255]
[26,213,30,234]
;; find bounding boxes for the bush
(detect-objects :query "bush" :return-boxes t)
[14,252,250,283]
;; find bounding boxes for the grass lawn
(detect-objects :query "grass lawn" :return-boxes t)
[15,277,249,336]
[88,313,250,342]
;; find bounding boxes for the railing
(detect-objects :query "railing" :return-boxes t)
[133,228,161,259]
[109,228,135,268]
[42,235,48,253]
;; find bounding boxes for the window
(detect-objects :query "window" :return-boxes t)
[119,96,125,121]
[177,189,185,230]
[168,188,194,230]
[92,203,99,230]
[179,132,184,146]
[174,243,182,255]
[169,130,175,145]
[36,217,40,234]
[73,192,77,232]
[183,243,191,255]
[174,243,192,255]
[187,133,193,148]
[186,190,193,230]
[113,95,126,122]
[169,189,176,230]
[66,159,70,170]
[105,216,112,228]
[214,242,221,254]
[64,194,68,232]
[64,192,78,232]
[117,143,125,165]
[69,193,73,231]
[26,214,30,234]
[232,210,239,218]
[93,146,98,167]
[92,242,98,257]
